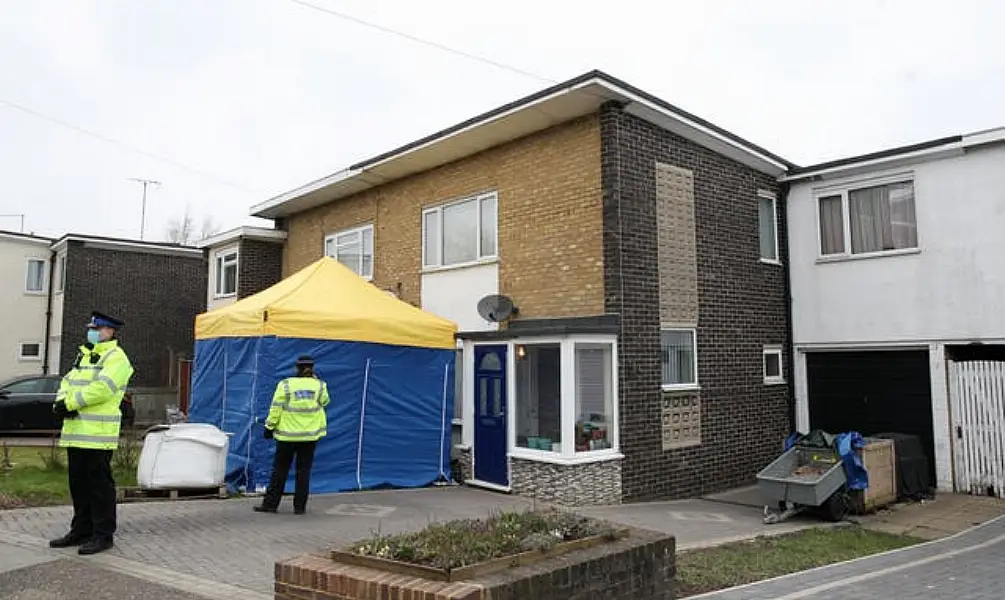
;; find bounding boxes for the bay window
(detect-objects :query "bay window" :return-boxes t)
[510,336,619,461]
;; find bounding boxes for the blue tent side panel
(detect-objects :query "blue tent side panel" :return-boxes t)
[359,345,454,490]
[262,337,369,494]
[192,336,454,495]
[190,337,262,492]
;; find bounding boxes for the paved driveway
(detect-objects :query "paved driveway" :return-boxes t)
[0,486,536,597]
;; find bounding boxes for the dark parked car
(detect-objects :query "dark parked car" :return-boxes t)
[0,374,135,434]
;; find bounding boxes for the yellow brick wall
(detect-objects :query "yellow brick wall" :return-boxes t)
[284,114,604,319]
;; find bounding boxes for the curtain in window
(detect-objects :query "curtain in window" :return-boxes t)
[849,183,917,253]
[818,195,844,255]
[661,331,694,385]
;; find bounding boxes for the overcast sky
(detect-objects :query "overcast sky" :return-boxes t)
[2,0,1002,241]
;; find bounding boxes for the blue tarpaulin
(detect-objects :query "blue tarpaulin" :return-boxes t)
[189,336,455,494]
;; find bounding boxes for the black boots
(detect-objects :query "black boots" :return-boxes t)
[78,538,113,555]
[49,534,113,555]
[48,534,86,548]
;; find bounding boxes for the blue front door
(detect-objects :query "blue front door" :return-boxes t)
[473,345,508,487]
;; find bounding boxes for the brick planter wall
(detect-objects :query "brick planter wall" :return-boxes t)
[509,457,622,507]
[275,528,675,600]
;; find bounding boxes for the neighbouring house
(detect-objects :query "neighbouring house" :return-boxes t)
[195,226,286,311]
[0,232,207,423]
[0,230,55,381]
[232,70,796,506]
[784,127,1005,497]
[49,233,207,388]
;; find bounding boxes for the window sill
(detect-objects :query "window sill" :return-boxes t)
[759,258,783,266]
[662,384,700,393]
[816,247,920,264]
[509,448,623,466]
[213,293,237,300]
[764,377,786,386]
[18,357,42,362]
[24,290,46,296]
[421,257,498,275]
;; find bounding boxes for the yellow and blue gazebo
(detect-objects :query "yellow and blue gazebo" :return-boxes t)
[190,257,458,494]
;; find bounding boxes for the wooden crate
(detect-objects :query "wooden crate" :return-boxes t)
[851,438,897,513]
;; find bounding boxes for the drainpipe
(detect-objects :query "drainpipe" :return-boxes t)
[779,181,797,434]
[41,249,56,374]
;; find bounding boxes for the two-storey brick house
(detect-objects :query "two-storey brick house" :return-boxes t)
[235,71,796,506]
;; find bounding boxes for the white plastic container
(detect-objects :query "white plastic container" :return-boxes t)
[136,423,229,490]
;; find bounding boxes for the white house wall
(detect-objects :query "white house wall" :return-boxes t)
[787,143,1005,493]
[0,237,51,380]
[788,144,1005,346]
[420,263,499,333]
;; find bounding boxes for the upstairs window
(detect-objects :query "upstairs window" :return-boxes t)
[423,192,498,268]
[25,258,45,293]
[325,224,373,279]
[56,254,66,293]
[214,250,238,297]
[758,191,779,262]
[818,179,917,257]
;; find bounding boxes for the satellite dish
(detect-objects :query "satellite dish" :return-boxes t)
[477,294,518,323]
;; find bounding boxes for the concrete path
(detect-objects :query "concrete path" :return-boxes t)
[690,513,1005,599]
[0,485,808,598]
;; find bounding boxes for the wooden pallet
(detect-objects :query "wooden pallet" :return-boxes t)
[117,485,227,503]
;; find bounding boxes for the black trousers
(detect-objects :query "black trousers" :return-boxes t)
[262,441,317,511]
[66,448,117,542]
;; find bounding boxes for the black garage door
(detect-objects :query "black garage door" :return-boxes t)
[806,350,935,479]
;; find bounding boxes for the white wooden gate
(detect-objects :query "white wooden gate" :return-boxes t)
[949,360,1005,497]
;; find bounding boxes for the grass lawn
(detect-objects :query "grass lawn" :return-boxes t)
[0,444,138,509]
[676,526,922,597]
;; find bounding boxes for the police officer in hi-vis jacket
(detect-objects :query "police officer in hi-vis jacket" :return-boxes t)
[49,311,134,556]
[254,354,330,515]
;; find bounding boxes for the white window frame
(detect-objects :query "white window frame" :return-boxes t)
[763,345,785,385]
[214,249,238,298]
[661,328,699,391]
[18,341,42,362]
[814,173,920,261]
[422,191,498,270]
[25,258,46,294]
[757,190,781,265]
[55,254,66,294]
[324,224,374,280]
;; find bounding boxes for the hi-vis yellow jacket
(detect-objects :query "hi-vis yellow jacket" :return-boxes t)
[265,376,330,442]
[57,340,134,450]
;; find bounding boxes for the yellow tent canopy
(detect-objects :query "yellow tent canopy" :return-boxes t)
[195,257,457,350]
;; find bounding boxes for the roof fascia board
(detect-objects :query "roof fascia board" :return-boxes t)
[252,74,794,219]
[780,143,965,183]
[195,226,286,249]
[53,235,203,257]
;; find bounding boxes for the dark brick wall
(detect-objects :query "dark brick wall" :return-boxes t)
[601,102,792,502]
[60,241,207,387]
[237,238,283,298]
